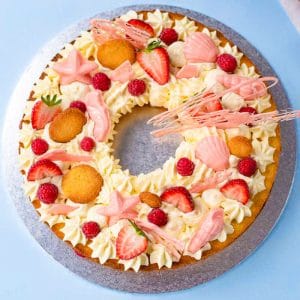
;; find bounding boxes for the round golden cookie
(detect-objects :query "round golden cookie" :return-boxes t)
[228,136,253,158]
[49,108,87,143]
[62,165,103,204]
[97,39,136,69]
[140,192,161,208]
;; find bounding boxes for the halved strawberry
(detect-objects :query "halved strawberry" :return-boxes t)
[137,41,170,85]
[116,220,148,260]
[220,179,250,204]
[27,159,62,181]
[31,94,62,130]
[202,99,223,113]
[160,186,194,213]
[127,19,155,37]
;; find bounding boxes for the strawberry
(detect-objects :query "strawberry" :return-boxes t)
[160,186,194,213]
[31,94,62,130]
[220,179,250,204]
[27,159,62,181]
[202,99,223,113]
[137,41,170,85]
[116,220,148,260]
[128,19,155,37]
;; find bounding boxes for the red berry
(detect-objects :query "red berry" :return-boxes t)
[239,106,257,114]
[176,157,195,176]
[238,157,257,177]
[31,138,49,155]
[80,137,95,152]
[92,72,111,91]
[82,221,101,239]
[127,79,146,96]
[147,208,168,226]
[128,19,155,37]
[74,248,85,258]
[37,183,58,204]
[70,100,86,113]
[159,28,178,45]
[216,53,237,73]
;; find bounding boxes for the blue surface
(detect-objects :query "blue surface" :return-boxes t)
[0,0,299,299]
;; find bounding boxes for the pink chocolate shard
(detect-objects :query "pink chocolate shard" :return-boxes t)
[110,60,134,83]
[85,91,111,142]
[195,136,230,171]
[97,191,140,225]
[53,49,98,85]
[188,208,224,253]
[47,204,78,215]
[176,64,199,79]
[183,32,219,63]
[39,150,92,162]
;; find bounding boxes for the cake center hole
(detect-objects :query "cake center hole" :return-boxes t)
[113,106,183,176]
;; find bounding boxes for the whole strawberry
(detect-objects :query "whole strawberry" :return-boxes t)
[238,157,257,177]
[216,53,237,73]
[176,157,195,176]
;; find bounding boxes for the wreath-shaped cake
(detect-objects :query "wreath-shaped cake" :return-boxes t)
[19,9,280,271]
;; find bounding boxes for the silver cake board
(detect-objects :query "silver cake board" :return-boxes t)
[1,4,296,293]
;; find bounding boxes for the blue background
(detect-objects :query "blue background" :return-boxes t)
[0,0,299,299]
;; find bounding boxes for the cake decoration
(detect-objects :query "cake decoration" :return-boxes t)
[19,9,297,272]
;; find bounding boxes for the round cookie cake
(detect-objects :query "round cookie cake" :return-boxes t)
[19,9,281,272]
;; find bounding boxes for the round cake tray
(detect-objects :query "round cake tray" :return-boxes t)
[2,4,296,293]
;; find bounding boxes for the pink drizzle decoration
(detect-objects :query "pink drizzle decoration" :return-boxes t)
[90,18,150,49]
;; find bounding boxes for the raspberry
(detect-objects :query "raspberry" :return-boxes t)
[176,157,195,176]
[128,79,146,96]
[31,138,49,155]
[37,183,58,204]
[82,221,101,239]
[239,106,257,114]
[92,72,111,91]
[216,53,237,73]
[147,208,168,227]
[159,28,178,45]
[80,137,95,152]
[237,157,257,177]
[70,100,87,113]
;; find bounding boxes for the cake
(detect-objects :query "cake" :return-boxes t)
[19,9,281,272]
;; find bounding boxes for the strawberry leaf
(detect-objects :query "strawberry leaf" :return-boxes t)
[128,220,148,239]
[146,40,162,52]
[41,94,62,107]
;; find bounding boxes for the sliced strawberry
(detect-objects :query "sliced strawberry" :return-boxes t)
[31,95,62,130]
[160,186,194,213]
[128,19,155,37]
[116,220,148,260]
[137,41,170,85]
[220,179,250,204]
[27,159,62,181]
[202,99,223,113]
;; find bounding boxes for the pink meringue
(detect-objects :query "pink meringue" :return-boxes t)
[110,60,134,83]
[176,64,199,79]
